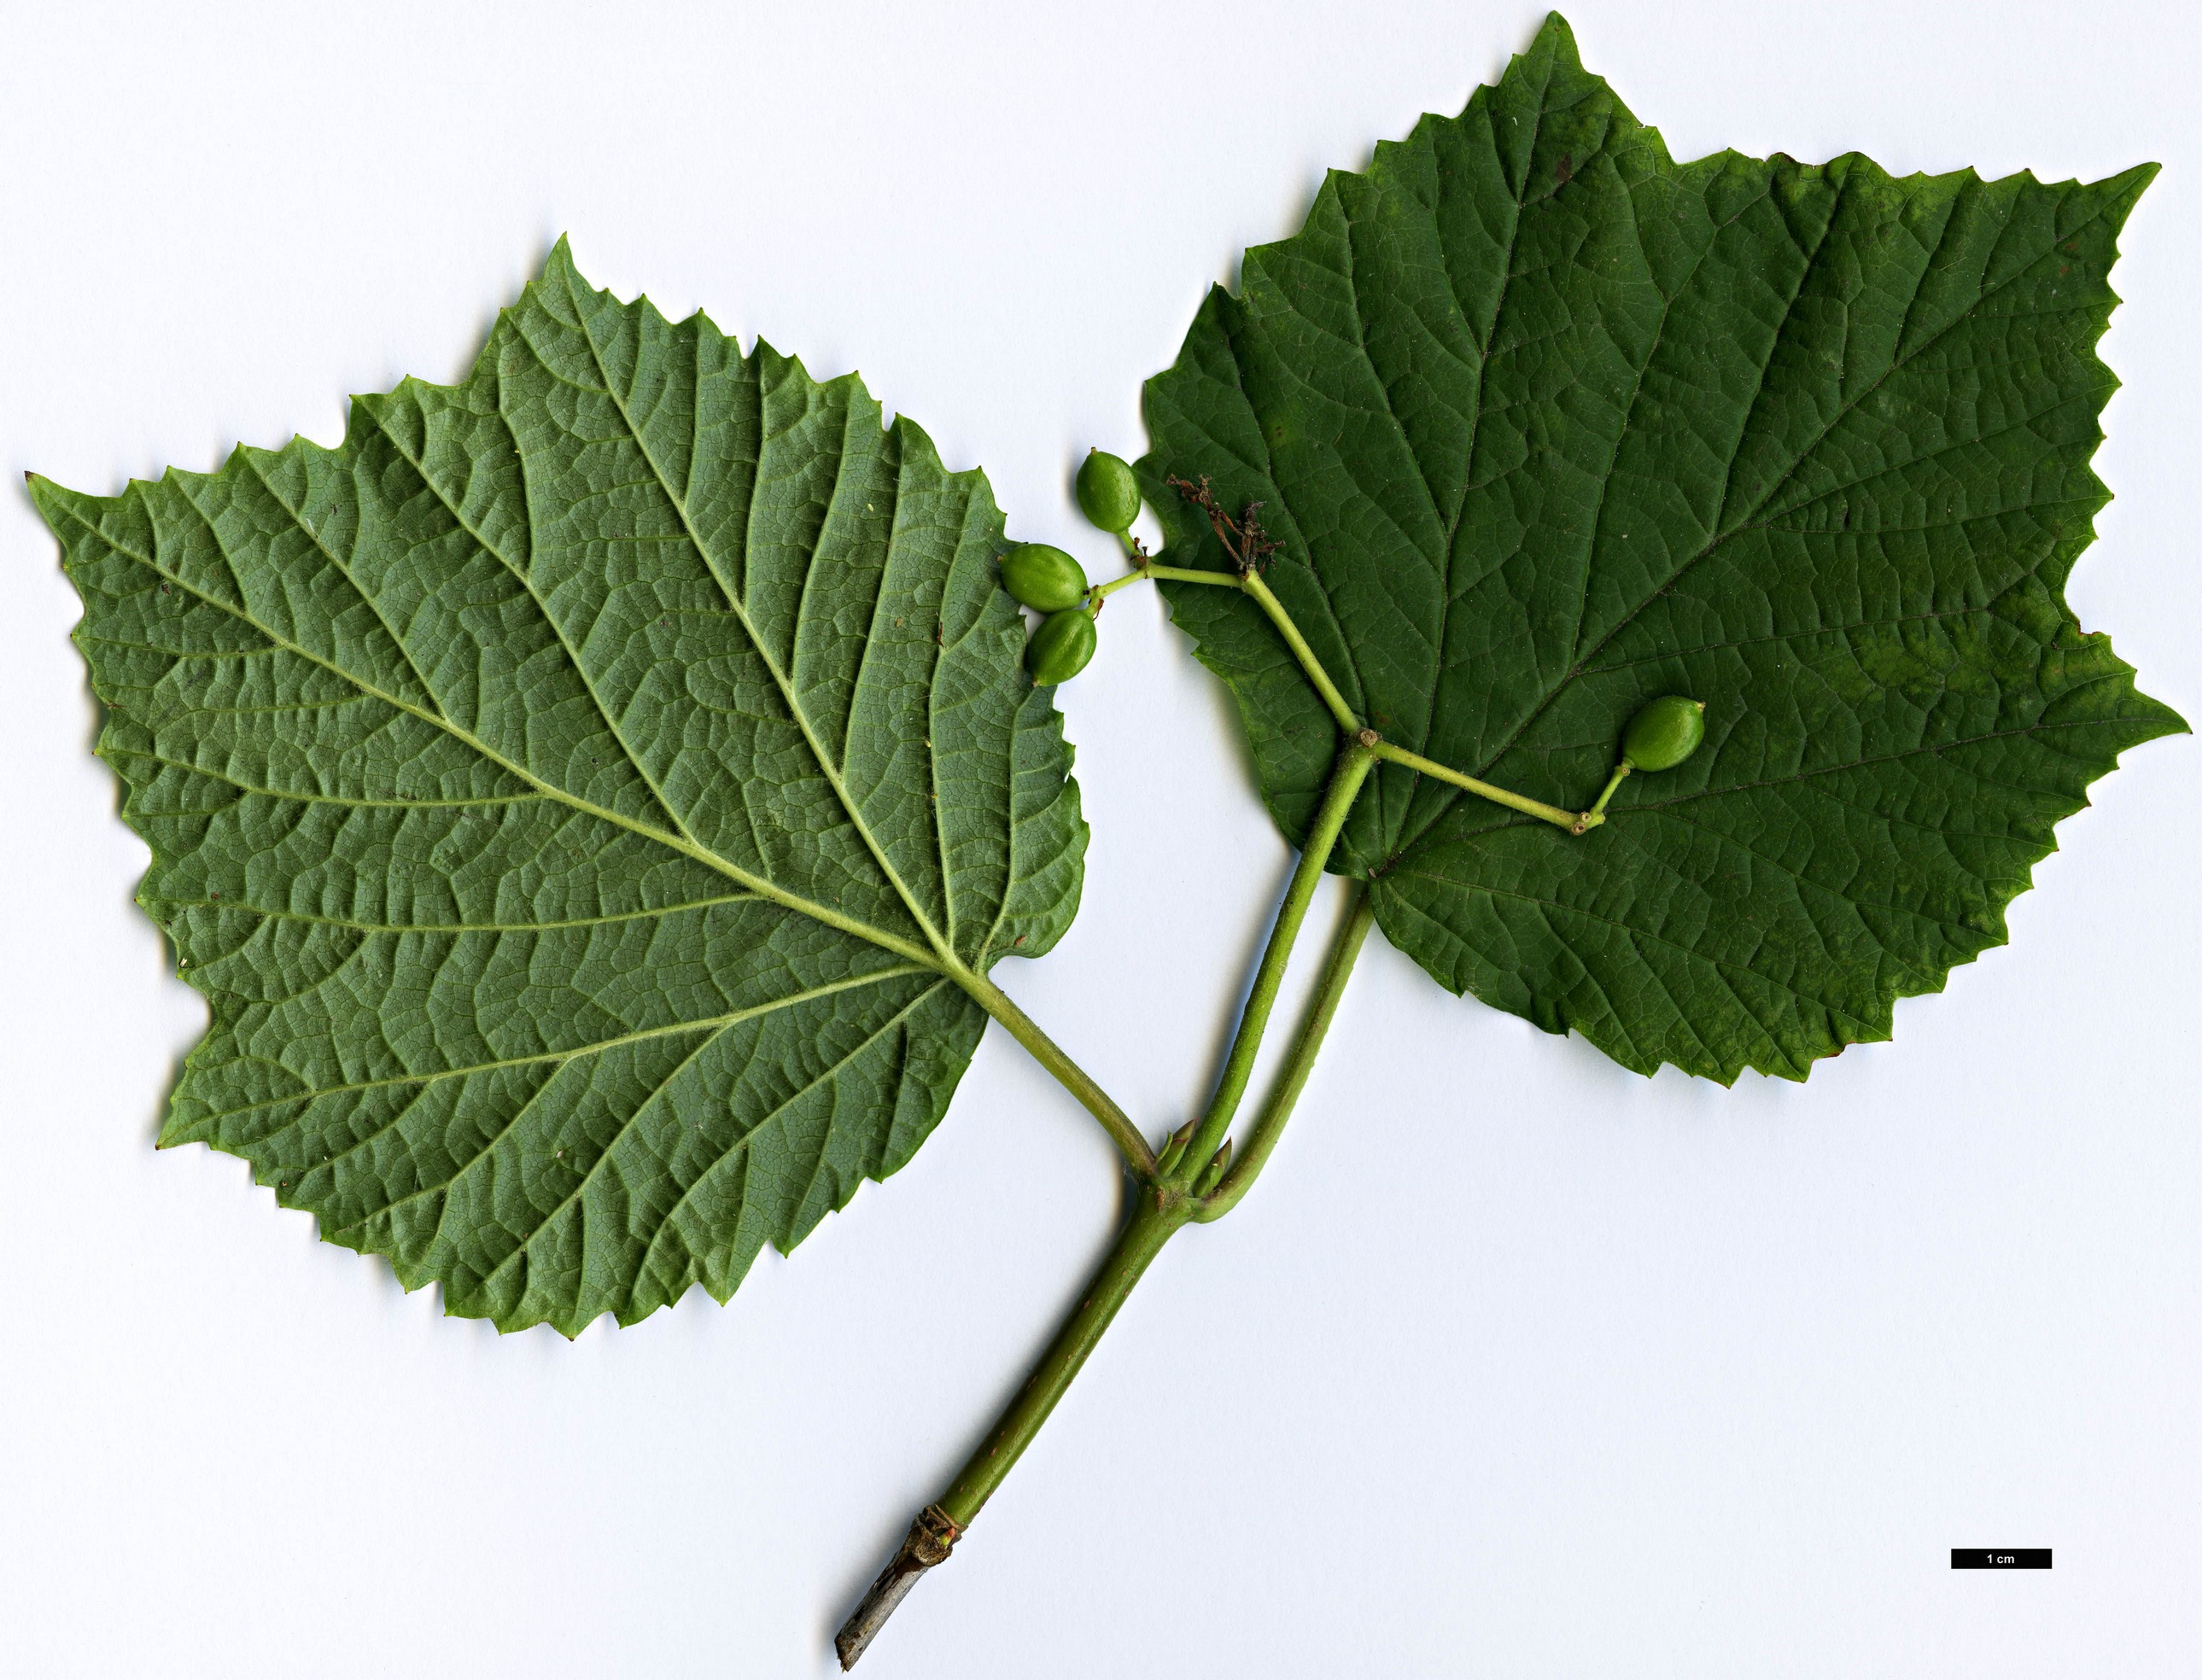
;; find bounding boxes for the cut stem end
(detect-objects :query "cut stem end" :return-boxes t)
[834,1504,963,1670]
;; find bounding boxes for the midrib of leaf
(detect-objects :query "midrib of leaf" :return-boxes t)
[1200,308,1368,719]
[552,265,964,975]
[47,496,945,973]
[1558,178,1787,664]
[192,962,932,1131]
[1454,170,2124,796]
[1369,166,2130,879]
[1208,34,1584,767]
[1417,44,1554,755]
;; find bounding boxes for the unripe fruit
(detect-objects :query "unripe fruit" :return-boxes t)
[1026,609,1097,685]
[1075,450,1142,534]
[999,544,1089,613]
[1621,694,1707,773]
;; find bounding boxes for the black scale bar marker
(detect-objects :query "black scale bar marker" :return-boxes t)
[1951,1549,2051,1569]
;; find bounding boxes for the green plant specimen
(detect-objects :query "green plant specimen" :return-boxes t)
[32,245,1107,1333]
[31,12,2181,1668]
[1140,17,2178,1082]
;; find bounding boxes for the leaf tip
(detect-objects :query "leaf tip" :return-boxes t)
[1532,9,1583,61]
[538,233,583,290]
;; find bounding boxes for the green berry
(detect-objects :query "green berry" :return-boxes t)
[1075,449,1142,534]
[1620,694,1707,773]
[999,544,1089,613]
[1026,609,1097,685]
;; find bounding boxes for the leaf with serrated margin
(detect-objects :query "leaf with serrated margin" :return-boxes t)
[1142,11,2184,1083]
[36,240,1085,1333]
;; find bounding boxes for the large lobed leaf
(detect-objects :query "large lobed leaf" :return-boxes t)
[37,242,1085,1333]
[1144,12,2183,1082]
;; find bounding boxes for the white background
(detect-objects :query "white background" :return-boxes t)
[2,3,2196,1675]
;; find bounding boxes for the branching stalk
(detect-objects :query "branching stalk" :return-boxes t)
[1174,735,1377,1178]
[837,740,1382,1665]
[1089,559,1236,603]
[1102,479,1607,834]
[1199,881,1373,1218]
[840,481,1615,1663]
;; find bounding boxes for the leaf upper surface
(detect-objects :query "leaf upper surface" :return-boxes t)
[1142,13,2183,1082]
[39,242,1086,1332]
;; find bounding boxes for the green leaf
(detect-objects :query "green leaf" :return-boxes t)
[1142,13,2184,1083]
[36,240,1085,1333]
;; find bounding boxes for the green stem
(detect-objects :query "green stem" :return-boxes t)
[1198,881,1373,1220]
[1145,563,1242,586]
[835,1189,1193,1666]
[1584,759,1632,824]
[1367,739,1594,833]
[1240,569,1360,733]
[1098,560,1606,837]
[1089,559,1238,603]
[938,1189,1191,1522]
[1175,736,1376,1180]
[956,967,1156,1176]
[837,703,1380,1671]
[837,759,1381,1666]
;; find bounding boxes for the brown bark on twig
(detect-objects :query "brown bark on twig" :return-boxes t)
[832,1504,961,1669]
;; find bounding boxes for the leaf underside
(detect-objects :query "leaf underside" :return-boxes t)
[1143,12,2184,1082]
[38,242,1085,1333]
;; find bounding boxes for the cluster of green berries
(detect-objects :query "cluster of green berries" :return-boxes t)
[998,450,1143,685]
[998,449,1709,805]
